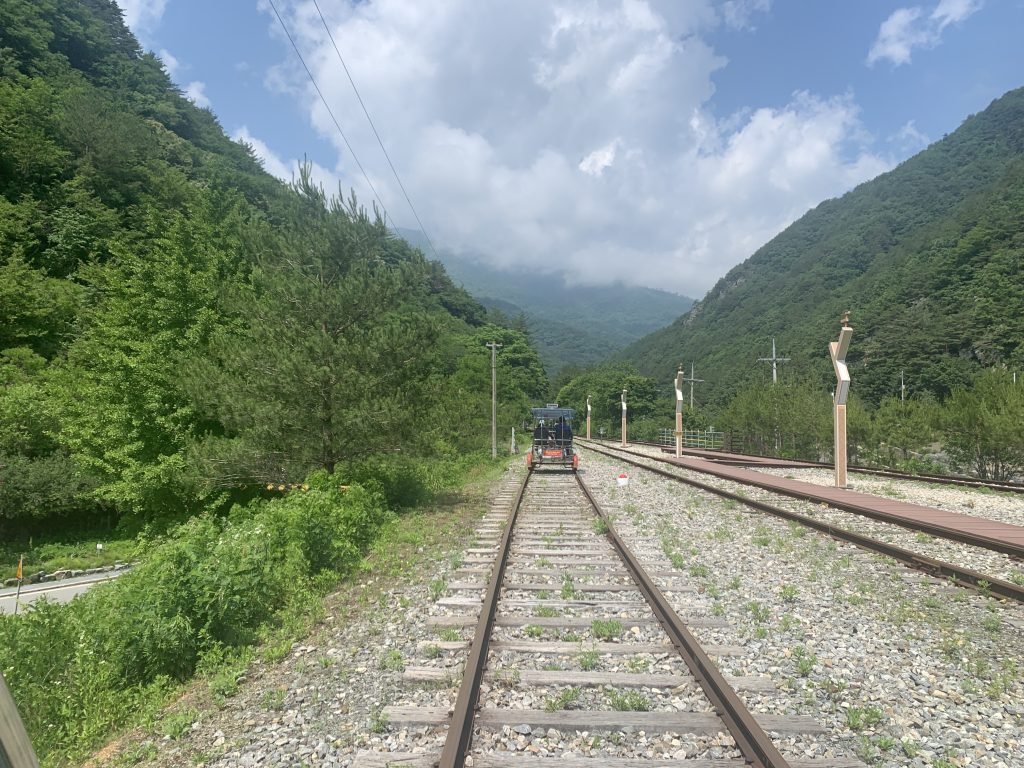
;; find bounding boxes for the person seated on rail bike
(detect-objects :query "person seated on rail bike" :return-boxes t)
[553,416,573,457]
[533,420,548,443]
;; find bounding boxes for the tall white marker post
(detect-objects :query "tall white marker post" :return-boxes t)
[829,312,854,489]
[586,395,592,439]
[620,389,628,447]
[674,365,685,458]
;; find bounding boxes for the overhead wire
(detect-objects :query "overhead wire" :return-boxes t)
[310,0,440,259]
[265,0,391,227]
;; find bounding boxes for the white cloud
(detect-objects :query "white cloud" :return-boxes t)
[867,0,981,66]
[579,140,620,177]
[233,126,342,191]
[263,0,888,295]
[114,0,168,38]
[184,81,212,109]
[890,120,930,153]
[158,48,180,77]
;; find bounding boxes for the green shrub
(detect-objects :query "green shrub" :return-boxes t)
[0,476,390,765]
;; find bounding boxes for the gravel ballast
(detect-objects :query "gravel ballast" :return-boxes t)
[100,455,1023,768]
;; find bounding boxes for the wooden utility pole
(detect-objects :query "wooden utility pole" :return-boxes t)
[682,362,703,409]
[829,312,853,488]
[900,370,906,403]
[586,395,592,439]
[486,341,502,458]
[758,338,790,384]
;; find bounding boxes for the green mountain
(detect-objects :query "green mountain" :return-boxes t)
[618,86,1024,406]
[400,238,693,374]
[0,0,551,534]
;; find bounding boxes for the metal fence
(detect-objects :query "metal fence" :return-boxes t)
[657,428,725,450]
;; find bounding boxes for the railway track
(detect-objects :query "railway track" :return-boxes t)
[580,441,1024,604]
[628,440,1024,495]
[361,469,866,768]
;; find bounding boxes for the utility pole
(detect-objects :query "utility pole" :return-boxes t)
[758,338,790,384]
[682,362,703,409]
[900,370,906,403]
[620,389,628,447]
[486,341,502,458]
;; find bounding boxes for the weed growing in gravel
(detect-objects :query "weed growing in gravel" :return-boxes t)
[787,521,807,538]
[753,626,768,639]
[542,663,562,671]
[915,532,932,544]
[439,627,461,642]
[981,614,1001,633]
[745,601,770,623]
[626,657,649,673]
[525,624,544,638]
[535,605,559,618]
[542,533,555,546]
[592,518,610,535]
[752,524,773,547]
[578,650,600,671]
[875,734,896,751]
[428,578,447,601]
[380,650,404,672]
[792,646,816,677]
[727,576,741,590]
[1009,571,1024,586]
[901,739,920,757]
[711,602,725,617]
[710,525,733,541]
[705,583,721,598]
[689,563,709,578]
[607,690,652,711]
[669,552,686,569]
[544,687,581,711]
[422,645,443,659]
[449,553,463,569]
[561,573,577,599]
[591,619,623,640]
[158,709,199,739]
[536,557,552,568]
[778,613,801,632]
[262,688,287,711]
[780,584,798,602]
[117,741,159,765]
[369,708,389,733]
[845,705,882,731]
[494,667,521,687]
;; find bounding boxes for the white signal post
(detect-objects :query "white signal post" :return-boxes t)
[620,389,628,447]
[586,395,592,439]
[829,312,854,488]
[674,365,685,458]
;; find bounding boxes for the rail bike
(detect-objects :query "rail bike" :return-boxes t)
[525,405,579,472]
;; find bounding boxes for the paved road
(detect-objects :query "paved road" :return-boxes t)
[0,571,126,615]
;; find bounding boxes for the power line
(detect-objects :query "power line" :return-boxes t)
[265,0,390,227]
[311,0,439,260]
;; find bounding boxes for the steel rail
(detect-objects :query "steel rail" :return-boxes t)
[582,442,1024,604]
[585,441,1024,558]
[437,471,530,768]
[628,439,1024,494]
[573,475,789,768]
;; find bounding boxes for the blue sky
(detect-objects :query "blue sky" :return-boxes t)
[116,0,1024,297]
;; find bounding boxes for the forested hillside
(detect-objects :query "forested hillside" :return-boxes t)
[0,0,544,536]
[618,87,1024,406]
